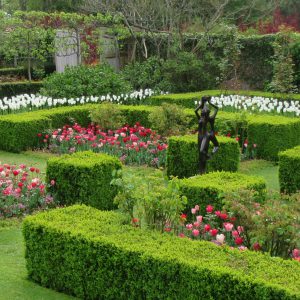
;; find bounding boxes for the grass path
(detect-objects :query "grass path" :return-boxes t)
[0,221,76,300]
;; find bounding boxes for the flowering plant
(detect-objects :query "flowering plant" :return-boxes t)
[0,89,166,115]
[172,204,248,250]
[0,163,56,218]
[195,94,300,117]
[39,123,168,167]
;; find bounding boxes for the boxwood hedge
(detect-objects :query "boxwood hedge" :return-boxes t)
[167,135,240,178]
[0,81,43,98]
[0,113,51,152]
[0,102,299,160]
[23,205,300,300]
[46,151,122,210]
[279,145,300,193]
[180,171,266,213]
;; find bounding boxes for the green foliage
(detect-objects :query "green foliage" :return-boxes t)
[159,51,218,93]
[268,31,298,93]
[27,0,83,12]
[23,205,300,299]
[148,103,190,136]
[0,81,43,98]
[0,67,25,77]
[112,170,187,231]
[90,102,125,130]
[0,114,51,152]
[167,135,240,178]
[180,171,266,215]
[122,56,164,90]
[41,65,132,98]
[224,189,300,257]
[46,151,122,210]
[279,145,300,193]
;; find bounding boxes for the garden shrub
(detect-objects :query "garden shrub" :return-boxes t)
[148,103,191,136]
[23,205,300,300]
[279,145,300,193]
[247,115,300,161]
[46,151,122,210]
[90,102,125,130]
[167,135,240,178]
[0,81,43,98]
[0,113,51,152]
[40,65,132,98]
[180,171,266,215]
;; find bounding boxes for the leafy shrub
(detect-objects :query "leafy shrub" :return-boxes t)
[122,56,164,90]
[279,145,300,193]
[23,205,300,299]
[90,102,125,130]
[159,51,218,93]
[148,103,190,136]
[41,64,132,98]
[167,135,240,178]
[223,189,300,258]
[180,171,266,216]
[46,151,122,210]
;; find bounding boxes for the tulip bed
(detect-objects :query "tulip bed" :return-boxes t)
[180,171,266,216]
[23,205,300,300]
[0,163,55,218]
[40,123,168,167]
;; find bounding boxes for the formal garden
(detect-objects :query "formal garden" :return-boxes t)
[1,1,300,299]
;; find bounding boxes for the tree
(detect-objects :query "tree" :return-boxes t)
[0,14,55,80]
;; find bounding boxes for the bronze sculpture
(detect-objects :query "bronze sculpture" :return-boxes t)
[195,96,219,174]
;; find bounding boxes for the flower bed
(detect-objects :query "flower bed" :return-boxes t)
[39,123,168,167]
[0,163,55,218]
[0,89,165,115]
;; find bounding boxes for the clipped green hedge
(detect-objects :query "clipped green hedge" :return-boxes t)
[146,90,300,108]
[23,205,300,300]
[0,113,51,152]
[167,135,240,178]
[0,81,43,98]
[247,115,300,161]
[279,146,300,194]
[0,67,25,77]
[46,151,122,210]
[180,171,266,213]
[0,101,299,160]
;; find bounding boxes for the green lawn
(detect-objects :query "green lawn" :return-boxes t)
[0,220,76,300]
[0,151,280,299]
[239,159,279,191]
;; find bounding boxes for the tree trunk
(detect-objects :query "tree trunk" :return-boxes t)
[27,57,31,81]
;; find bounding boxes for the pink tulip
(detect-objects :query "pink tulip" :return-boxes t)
[216,234,225,244]
[223,222,234,232]
[192,229,199,237]
[196,215,203,223]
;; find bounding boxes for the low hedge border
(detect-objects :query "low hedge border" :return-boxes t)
[0,103,299,160]
[180,171,266,214]
[279,146,300,194]
[46,151,122,210]
[0,81,43,98]
[167,135,240,178]
[146,90,300,108]
[0,113,51,152]
[23,205,300,299]
[0,67,26,77]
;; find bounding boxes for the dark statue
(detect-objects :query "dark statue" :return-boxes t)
[195,96,219,174]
